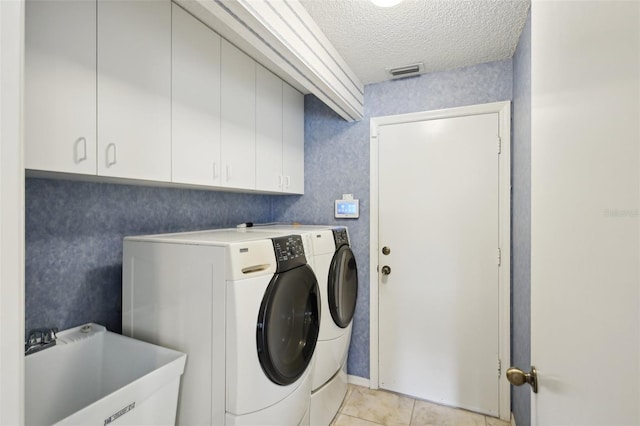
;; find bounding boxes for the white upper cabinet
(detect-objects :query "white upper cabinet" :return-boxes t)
[172,4,222,186]
[97,0,171,181]
[25,1,304,194]
[25,0,97,175]
[256,70,305,194]
[256,65,283,192]
[282,83,304,194]
[221,40,256,190]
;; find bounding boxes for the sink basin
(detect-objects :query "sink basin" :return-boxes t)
[25,323,186,425]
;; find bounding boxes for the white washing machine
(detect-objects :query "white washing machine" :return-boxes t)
[122,229,321,426]
[248,225,358,426]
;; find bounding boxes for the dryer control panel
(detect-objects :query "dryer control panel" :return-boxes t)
[273,235,308,272]
[333,228,350,249]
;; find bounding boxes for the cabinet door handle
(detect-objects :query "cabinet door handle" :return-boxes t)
[226,164,232,182]
[285,175,291,189]
[278,175,283,188]
[106,143,117,167]
[213,162,218,180]
[74,137,87,163]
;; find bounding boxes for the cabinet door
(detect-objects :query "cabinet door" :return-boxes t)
[282,83,304,194]
[256,65,283,192]
[221,40,256,190]
[25,0,96,175]
[97,0,171,181]
[172,4,221,186]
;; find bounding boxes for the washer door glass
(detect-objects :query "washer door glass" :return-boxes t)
[328,245,358,328]
[256,264,320,386]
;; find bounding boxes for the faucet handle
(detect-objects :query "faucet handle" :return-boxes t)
[25,329,42,353]
[43,328,58,343]
[26,329,43,344]
[25,327,58,347]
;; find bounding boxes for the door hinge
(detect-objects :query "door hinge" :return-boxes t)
[498,247,502,267]
[498,359,502,378]
[497,136,502,155]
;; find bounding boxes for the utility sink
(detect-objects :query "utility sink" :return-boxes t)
[25,323,186,425]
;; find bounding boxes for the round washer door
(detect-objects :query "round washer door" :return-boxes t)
[256,264,320,386]
[328,245,358,328]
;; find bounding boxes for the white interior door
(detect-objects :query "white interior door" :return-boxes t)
[530,2,640,424]
[377,111,502,416]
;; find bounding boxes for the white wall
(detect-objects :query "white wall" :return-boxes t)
[0,0,25,424]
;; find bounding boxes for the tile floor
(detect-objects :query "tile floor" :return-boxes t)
[331,385,511,426]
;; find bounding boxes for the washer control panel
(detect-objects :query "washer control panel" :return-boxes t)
[333,228,350,249]
[273,235,307,272]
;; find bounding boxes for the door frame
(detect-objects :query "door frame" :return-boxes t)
[369,101,511,421]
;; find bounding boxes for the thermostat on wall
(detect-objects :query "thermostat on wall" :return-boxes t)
[335,195,359,219]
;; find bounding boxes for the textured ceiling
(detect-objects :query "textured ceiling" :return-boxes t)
[299,0,530,85]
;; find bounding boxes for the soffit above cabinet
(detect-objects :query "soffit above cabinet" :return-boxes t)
[175,0,364,122]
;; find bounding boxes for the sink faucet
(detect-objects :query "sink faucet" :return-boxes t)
[25,328,58,355]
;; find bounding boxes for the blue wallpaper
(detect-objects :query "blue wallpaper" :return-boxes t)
[274,59,514,379]
[25,178,274,333]
[511,10,531,426]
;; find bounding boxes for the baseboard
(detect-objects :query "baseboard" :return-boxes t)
[347,374,370,388]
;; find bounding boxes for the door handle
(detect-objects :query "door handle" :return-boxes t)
[382,246,391,255]
[381,265,391,275]
[506,366,538,393]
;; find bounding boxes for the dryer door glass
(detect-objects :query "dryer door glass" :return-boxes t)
[256,264,320,386]
[328,245,358,328]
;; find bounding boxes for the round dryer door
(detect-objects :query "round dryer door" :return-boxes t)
[328,245,358,328]
[256,264,320,386]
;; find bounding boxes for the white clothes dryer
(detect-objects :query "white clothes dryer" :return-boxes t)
[247,225,358,426]
[122,229,321,426]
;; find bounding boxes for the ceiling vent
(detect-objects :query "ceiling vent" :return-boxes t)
[386,62,425,80]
